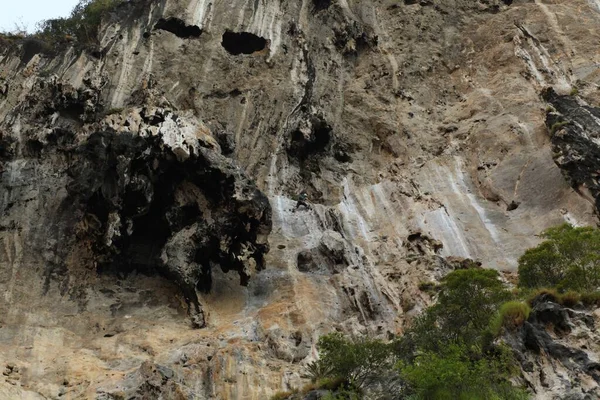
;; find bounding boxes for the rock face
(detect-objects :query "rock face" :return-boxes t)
[65,127,271,328]
[543,88,600,211]
[505,298,600,400]
[0,0,600,398]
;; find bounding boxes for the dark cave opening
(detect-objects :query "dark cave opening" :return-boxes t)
[67,131,272,328]
[23,139,44,158]
[313,0,331,11]
[154,18,202,39]
[288,119,332,162]
[121,200,171,275]
[312,120,332,152]
[221,31,267,55]
[94,171,174,277]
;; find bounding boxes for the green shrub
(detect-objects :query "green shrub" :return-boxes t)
[560,291,581,307]
[309,268,529,400]
[525,288,560,306]
[398,344,528,400]
[304,359,333,382]
[321,390,361,400]
[36,0,124,47]
[270,390,297,400]
[316,377,347,391]
[491,301,531,335]
[518,224,600,292]
[401,269,510,354]
[314,332,393,390]
[570,87,579,96]
[581,291,600,307]
[104,107,124,116]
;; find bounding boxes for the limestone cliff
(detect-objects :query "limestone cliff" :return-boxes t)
[0,0,600,398]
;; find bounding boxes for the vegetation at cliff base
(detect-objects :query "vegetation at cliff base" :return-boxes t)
[287,269,528,400]
[275,224,600,400]
[518,224,600,292]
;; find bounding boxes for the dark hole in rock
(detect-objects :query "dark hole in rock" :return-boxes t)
[59,101,86,121]
[0,136,16,161]
[120,196,171,275]
[287,118,333,164]
[221,31,267,55]
[502,0,513,4]
[313,0,331,11]
[292,331,303,346]
[312,122,332,151]
[334,149,352,163]
[507,200,520,211]
[23,139,44,158]
[46,129,75,148]
[154,18,202,39]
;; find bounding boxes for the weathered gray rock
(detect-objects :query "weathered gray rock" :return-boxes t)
[1,0,600,398]
[504,300,600,400]
[543,88,600,210]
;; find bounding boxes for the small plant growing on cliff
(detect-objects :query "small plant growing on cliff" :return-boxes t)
[491,301,531,335]
[104,107,124,116]
[550,121,569,135]
[518,224,600,292]
[581,291,600,306]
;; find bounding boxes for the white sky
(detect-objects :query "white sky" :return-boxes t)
[0,0,80,33]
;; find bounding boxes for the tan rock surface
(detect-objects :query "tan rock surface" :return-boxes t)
[0,0,599,398]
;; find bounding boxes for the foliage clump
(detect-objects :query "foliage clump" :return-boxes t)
[396,269,526,399]
[518,224,600,292]
[36,0,124,47]
[491,301,531,335]
[399,344,528,400]
[306,332,394,392]
[297,269,528,400]
[277,225,600,399]
[402,269,510,353]
[1,0,124,53]
[550,120,569,135]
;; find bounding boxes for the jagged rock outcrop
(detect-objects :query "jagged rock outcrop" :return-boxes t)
[65,127,271,328]
[543,88,600,212]
[505,298,600,399]
[1,0,600,398]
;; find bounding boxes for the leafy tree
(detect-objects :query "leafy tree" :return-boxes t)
[399,344,528,400]
[36,0,123,47]
[401,269,510,354]
[518,224,600,292]
[312,332,394,391]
